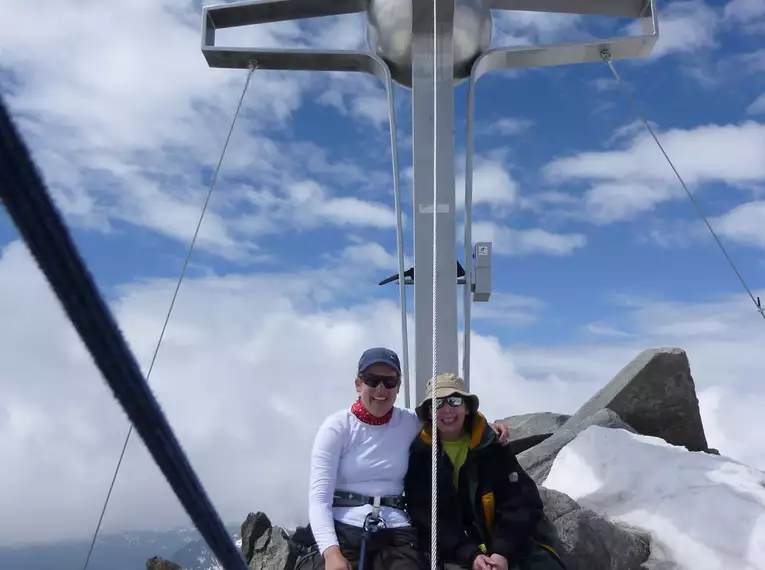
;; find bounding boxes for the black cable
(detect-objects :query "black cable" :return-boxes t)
[0,95,248,570]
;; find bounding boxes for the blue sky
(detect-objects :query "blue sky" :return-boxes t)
[1,0,765,547]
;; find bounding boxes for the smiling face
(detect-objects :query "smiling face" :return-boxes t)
[435,394,467,440]
[355,362,401,417]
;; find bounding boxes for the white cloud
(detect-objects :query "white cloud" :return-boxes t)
[480,117,535,136]
[580,182,676,224]
[1,229,765,546]
[456,160,519,212]
[724,0,765,22]
[281,180,398,230]
[471,221,587,256]
[491,10,583,47]
[541,121,765,225]
[337,241,411,270]
[628,0,719,59]
[748,94,765,115]
[709,200,765,248]
[0,0,395,260]
[740,49,765,74]
[471,292,546,326]
[724,0,765,33]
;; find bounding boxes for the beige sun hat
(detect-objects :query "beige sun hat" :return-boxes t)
[414,372,479,422]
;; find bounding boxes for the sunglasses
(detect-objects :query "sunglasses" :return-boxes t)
[434,395,464,409]
[361,373,401,389]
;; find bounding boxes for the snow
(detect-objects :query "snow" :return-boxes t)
[543,425,765,570]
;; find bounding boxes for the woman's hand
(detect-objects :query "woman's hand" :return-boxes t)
[323,546,352,570]
[472,554,498,570]
[489,553,509,570]
[489,421,511,445]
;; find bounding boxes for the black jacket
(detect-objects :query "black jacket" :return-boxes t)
[403,412,558,568]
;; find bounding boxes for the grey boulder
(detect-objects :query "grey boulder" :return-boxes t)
[241,511,298,570]
[540,487,650,570]
[563,347,708,453]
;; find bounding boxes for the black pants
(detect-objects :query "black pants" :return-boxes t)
[296,521,426,570]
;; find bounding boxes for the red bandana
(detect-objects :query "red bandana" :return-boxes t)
[351,397,393,426]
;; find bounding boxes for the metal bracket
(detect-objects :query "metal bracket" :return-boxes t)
[460,0,657,386]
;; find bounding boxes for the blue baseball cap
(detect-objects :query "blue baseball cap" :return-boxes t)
[358,347,402,375]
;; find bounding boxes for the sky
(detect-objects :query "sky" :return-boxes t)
[1,0,765,550]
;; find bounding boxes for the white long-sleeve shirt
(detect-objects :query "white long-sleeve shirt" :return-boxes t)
[308,406,422,555]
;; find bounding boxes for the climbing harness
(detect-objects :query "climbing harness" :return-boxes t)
[358,500,387,570]
[332,490,407,511]
[330,491,406,569]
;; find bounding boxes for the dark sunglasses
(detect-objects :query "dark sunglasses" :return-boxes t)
[361,373,400,389]
[434,395,464,409]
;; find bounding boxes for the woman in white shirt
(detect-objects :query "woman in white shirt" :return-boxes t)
[300,347,509,570]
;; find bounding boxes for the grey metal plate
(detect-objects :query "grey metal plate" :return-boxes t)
[203,0,366,29]
[489,0,650,18]
[472,34,657,78]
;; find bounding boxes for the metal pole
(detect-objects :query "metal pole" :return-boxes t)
[411,0,459,404]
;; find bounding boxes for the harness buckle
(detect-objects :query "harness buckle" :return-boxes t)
[363,497,386,534]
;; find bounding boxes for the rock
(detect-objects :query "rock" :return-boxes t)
[240,511,298,570]
[640,562,682,569]
[706,447,720,455]
[497,412,571,454]
[290,525,315,549]
[518,408,636,484]
[554,507,649,570]
[539,488,649,570]
[146,556,182,570]
[564,347,708,452]
[539,487,579,521]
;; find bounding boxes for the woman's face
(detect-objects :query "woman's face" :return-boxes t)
[435,394,467,440]
[355,363,401,417]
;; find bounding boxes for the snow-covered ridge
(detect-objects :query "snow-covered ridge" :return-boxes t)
[545,425,765,570]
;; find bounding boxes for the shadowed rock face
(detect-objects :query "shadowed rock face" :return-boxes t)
[540,488,650,570]
[240,512,298,570]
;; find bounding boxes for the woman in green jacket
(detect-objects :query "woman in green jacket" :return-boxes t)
[403,373,564,570]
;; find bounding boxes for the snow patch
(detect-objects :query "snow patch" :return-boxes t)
[543,425,765,570]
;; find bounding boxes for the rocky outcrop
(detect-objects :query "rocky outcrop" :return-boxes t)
[497,412,571,454]
[146,556,182,570]
[517,347,710,485]
[518,408,636,485]
[240,512,298,570]
[147,346,711,570]
[540,488,649,570]
[564,347,708,452]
